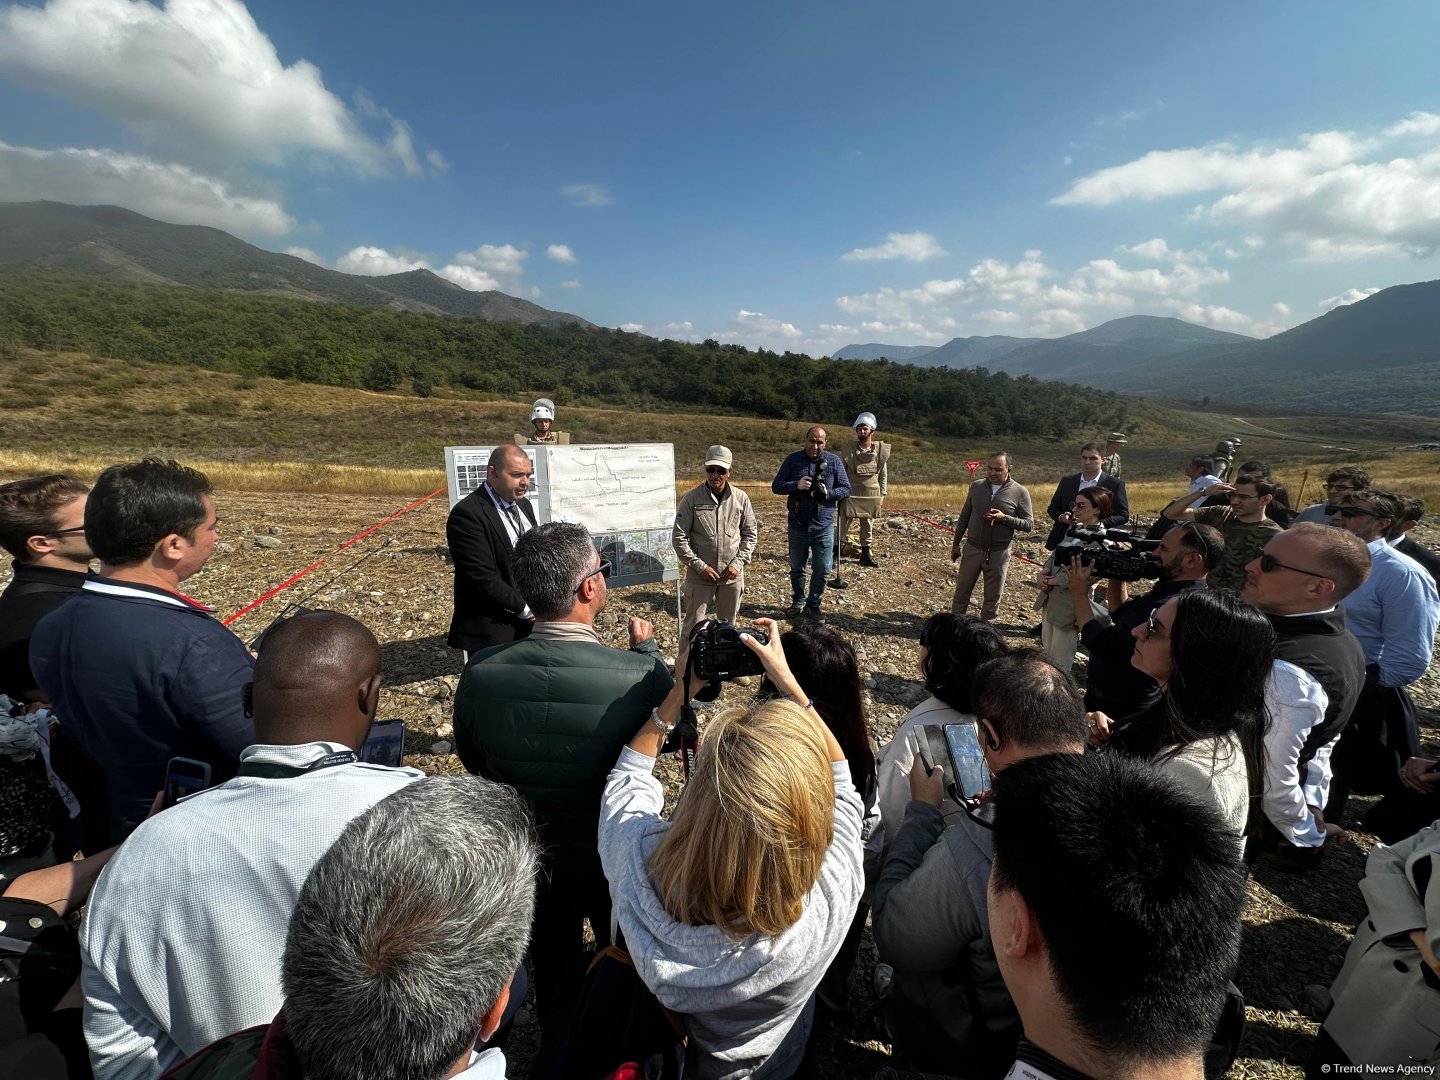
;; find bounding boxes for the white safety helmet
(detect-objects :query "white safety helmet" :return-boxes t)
[530,398,556,423]
[853,411,878,431]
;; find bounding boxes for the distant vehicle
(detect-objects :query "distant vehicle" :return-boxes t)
[1403,443,1440,451]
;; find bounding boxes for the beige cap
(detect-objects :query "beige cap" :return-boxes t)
[1108,432,1128,443]
[705,445,733,469]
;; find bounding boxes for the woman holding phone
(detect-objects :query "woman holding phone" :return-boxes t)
[1088,588,1272,849]
[598,618,863,1079]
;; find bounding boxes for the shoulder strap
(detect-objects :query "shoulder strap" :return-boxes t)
[878,441,890,464]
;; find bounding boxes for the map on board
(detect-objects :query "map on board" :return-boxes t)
[443,443,678,588]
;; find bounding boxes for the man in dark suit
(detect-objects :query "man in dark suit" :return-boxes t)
[1043,442,1130,550]
[447,444,538,655]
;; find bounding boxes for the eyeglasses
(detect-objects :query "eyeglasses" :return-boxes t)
[705,466,729,475]
[1323,483,1357,493]
[44,526,87,537]
[1139,608,1166,640]
[1325,504,1376,519]
[1176,520,1209,561]
[1258,553,1330,580]
[575,559,613,593]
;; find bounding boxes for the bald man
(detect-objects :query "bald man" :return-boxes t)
[81,611,423,1080]
[447,443,539,655]
[772,426,851,618]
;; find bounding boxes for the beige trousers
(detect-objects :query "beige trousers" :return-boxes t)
[679,573,744,644]
[951,542,1011,622]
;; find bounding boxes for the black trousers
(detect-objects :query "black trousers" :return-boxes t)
[1326,681,1418,824]
[528,864,613,1080]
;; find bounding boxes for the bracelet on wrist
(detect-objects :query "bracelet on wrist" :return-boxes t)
[649,707,676,734]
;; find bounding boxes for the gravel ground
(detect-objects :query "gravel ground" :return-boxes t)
[191,488,1440,1079]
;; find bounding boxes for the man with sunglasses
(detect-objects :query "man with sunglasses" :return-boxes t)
[1065,520,1219,718]
[454,521,673,1078]
[1322,490,1439,824]
[1162,477,1282,592]
[1293,466,1371,525]
[0,474,91,707]
[673,445,758,644]
[1242,523,1370,870]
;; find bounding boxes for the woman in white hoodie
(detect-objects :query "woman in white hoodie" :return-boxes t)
[598,618,863,1080]
[875,613,1008,847]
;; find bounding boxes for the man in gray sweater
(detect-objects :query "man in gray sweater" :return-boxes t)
[872,652,1087,1078]
[950,452,1034,621]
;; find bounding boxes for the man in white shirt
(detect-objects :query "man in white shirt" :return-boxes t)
[1241,524,1370,870]
[82,611,423,1080]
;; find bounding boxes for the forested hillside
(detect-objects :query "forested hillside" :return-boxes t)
[0,275,1127,439]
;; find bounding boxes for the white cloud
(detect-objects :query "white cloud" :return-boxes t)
[1055,118,1440,259]
[841,231,946,263]
[1272,301,1291,318]
[1163,301,1281,338]
[334,246,428,276]
[284,246,322,264]
[0,0,430,176]
[449,243,527,280]
[0,139,294,233]
[816,323,856,334]
[546,244,577,263]
[434,265,501,292]
[1318,286,1380,311]
[1094,99,1165,128]
[735,309,803,339]
[560,279,581,288]
[1077,259,1228,299]
[618,322,645,333]
[1386,112,1440,137]
[1119,237,1208,264]
[562,183,612,207]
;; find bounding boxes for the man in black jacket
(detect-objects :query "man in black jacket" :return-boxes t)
[0,475,91,704]
[446,444,538,655]
[1043,442,1129,550]
[454,521,672,1079]
[1389,495,1440,588]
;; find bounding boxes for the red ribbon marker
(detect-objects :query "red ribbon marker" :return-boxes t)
[223,485,448,626]
[965,460,983,475]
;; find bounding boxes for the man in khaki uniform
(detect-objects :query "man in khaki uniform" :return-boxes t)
[672,445,758,645]
[840,411,889,568]
[515,398,572,445]
[950,451,1034,621]
[1103,432,1127,480]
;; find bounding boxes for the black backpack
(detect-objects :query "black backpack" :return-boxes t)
[562,944,687,1080]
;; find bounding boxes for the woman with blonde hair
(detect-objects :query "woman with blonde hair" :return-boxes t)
[1035,486,1115,670]
[599,617,863,1080]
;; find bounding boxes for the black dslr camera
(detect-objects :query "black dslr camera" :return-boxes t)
[687,618,768,702]
[1056,525,1161,583]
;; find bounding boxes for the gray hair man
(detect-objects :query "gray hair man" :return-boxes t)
[165,776,538,1080]
[672,445,758,647]
[951,452,1034,622]
[454,521,672,1078]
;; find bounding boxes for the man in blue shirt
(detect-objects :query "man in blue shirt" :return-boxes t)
[771,427,850,619]
[32,458,254,843]
[1325,489,1440,822]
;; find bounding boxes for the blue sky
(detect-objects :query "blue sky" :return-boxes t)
[3,1,1439,353]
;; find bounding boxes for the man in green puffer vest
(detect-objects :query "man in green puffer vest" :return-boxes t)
[454,521,674,1080]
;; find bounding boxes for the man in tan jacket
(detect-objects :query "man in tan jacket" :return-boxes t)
[672,445,759,645]
[951,451,1034,621]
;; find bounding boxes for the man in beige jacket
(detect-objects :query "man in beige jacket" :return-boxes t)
[672,445,759,645]
[950,451,1034,621]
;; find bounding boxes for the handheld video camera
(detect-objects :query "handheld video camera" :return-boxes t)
[1056,525,1161,583]
[687,618,768,702]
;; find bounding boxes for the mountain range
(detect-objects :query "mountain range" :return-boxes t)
[0,201,592,327]
[836,291,1440,414]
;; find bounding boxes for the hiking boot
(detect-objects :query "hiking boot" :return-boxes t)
[803,606,824,622]
[859,547,879,568]
[785,602,804,619]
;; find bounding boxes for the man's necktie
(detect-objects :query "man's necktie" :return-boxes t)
[503,502,525,541]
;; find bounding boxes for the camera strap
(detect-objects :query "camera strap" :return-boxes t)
[675,704,698,784]
[238,750,358,780]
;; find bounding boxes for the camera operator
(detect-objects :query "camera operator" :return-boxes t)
[772,427,851,620]
[1064,521,1220,718]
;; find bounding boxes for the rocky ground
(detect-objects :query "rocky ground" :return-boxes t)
[191,486,1440,1079]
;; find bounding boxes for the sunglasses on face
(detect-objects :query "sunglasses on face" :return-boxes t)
[706,466,729,475]
[1176,520,1209,560]
[1257,553,1329,580]
[574,559,613,593]
[45,525,87,537]
[1325,505,1376,519]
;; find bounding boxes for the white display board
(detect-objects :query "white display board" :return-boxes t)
[443,443,679,588]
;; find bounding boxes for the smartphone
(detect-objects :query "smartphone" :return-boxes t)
[360,719,406,767]
[163,757,212,808]
[944,723,992,801]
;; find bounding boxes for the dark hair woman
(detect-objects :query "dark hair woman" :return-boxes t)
[1090,588,1273,851]
[875,613,1008,846]
[1035,486,1116,671]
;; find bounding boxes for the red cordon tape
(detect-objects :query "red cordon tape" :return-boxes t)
[223,485,448,626]
[884,505,1047,568]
